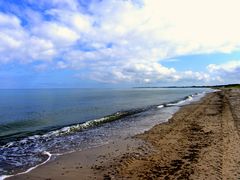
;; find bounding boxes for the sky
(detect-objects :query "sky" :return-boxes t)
[0,0,240,88]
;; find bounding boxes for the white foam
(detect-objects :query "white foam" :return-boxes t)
[167,91,207,107]
[167,100,186,106]
[157,105,164,109]
[0,176,7,180]
[213,89,221,92]
[0,151,52,180]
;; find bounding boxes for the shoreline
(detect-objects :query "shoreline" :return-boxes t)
[114,88,240,179]
[5,90,210,180]
[7,89,239,179]
[1,90,207,179]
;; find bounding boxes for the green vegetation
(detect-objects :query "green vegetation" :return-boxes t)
[217,84,240,88]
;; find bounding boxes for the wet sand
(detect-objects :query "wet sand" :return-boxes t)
[9,88,240,179]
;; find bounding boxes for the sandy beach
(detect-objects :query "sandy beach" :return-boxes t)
[8,88,240,179]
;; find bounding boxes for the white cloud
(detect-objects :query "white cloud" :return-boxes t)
[56,61,68,69]
[0,12,21,28]
[46,9,92,33]
[207,60,240,73]
[0,12,57,63]
[32,22,79,45]
[1,0,240,84]
[207,60,240,83]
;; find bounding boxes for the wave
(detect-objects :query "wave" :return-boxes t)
[166,92,206,106]
[42,109,145,137]
[157,105,164,109]
[0,109,144,147]
[0,151,52,180]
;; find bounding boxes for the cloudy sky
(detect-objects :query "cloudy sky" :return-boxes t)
[0,0,240,88]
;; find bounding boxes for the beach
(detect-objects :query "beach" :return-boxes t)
[7,88,240,179]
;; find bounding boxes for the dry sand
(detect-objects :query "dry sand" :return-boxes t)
[9,88,240,180]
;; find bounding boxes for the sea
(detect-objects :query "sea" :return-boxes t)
[0,88,212,178]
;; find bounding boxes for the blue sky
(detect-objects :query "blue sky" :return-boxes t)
[0,0,240,88]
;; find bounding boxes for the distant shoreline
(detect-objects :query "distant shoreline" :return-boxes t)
[133,83,240,89]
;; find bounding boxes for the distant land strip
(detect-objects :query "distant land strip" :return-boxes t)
[133,84,240,89]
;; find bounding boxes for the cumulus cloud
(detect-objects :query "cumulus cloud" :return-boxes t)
[207,60,240,83]
[0,12,56,63]
[207,61,240,73]
[0,0,240,84]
